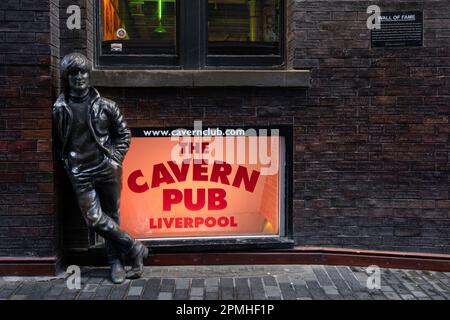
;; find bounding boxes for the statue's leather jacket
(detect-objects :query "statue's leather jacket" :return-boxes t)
[52,88,131,170]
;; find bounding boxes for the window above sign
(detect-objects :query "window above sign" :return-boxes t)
[97,0,285,68]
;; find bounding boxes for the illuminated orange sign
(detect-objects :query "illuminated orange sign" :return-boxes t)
[120,129,283,240]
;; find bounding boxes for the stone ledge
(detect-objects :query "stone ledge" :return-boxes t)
[91,70,311,88]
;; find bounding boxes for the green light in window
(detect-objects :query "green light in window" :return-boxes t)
[154,0,166,33]
[249,0,256,42]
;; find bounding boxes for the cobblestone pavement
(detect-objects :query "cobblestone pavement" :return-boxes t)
[0,265,449,300]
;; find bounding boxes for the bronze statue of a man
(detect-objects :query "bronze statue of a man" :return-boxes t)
[53,52,148,284]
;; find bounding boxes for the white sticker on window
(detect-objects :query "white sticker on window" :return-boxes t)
[111,43,123,52]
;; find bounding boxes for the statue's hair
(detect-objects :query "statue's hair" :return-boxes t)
[60,52,91,93]
[61,52,90,80]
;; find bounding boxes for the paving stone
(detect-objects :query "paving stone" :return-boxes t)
[420,271,437,283]
[204,292,219,300]
[27,283,52,300]
[402,282,420,292]
[333,279,355,298]
[15,283,36,296]
[405,271,428,286]
[383,291,402,300]
[57,289,80,300]
[157,292,173,300]
[381,285,394,292]
[382,270,400,284]
[275,274,291,284]
[249,277,266,300]
[43,284,66,299]
[131,279,147,287]
[417,284,446,299]
[305,281,329,300]
[190,287,204,297]
[312,266,334,287]
[205,286,219,293]
[430,271,449,282]
[438,277,450,287]
[100,278,115,286]
[431,295,446,300]
[205,278,219,287]
[393,269,415,284]
[76,292,94,300]
[109,282,130,300]
[0,282,21,291]
[263,276,278,286]
[235,278,251,300]
[279,282,297,300]
[82,284,98,293]
[411,290,429,298]
[191,279,205,288]
[264,285,281,299]
[293,284,311,299]
[80,276,89,286]
[353,292,373,300]
[368,290,387,300]
[175,278,190,290]
[323,266,355,298]
[428,280,448,293]
[0,289,15,299]
[337,267,365,291]
[141,280,160,300]
[299,266,318,282]
[86,277,104,285]
[439,291,450,299]
[128,286,143,296]
[323,286,339,296]
[219,278,234,300]
[352,271,369,286]
[173,289,189,300]
[391,282,411,295]
[160,279,175,292]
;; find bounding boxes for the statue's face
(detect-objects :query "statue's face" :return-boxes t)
[68,69,90,93]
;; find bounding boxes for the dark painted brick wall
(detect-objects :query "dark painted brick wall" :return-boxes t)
[1,0,449,258]
[0,0,59,257]
[292,0,450,253]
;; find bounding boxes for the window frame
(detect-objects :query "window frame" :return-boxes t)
[90,125,294,251]
[95,0,181,68]
[205,0,285,69]
[95,0,286,69]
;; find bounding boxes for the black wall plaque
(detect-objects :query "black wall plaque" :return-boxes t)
[371,11,423,47]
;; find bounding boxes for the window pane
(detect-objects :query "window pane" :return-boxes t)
[101,0,176,55]
[208,0,281,55]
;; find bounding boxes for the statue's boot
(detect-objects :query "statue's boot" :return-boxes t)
[126,242,150,279]
[105,223,126,284]
[90,213,149,279]
[110,260,126,284]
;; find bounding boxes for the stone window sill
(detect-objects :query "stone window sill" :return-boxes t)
[91,69,310,88]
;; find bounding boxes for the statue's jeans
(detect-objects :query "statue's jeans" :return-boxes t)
[67,157,135,264]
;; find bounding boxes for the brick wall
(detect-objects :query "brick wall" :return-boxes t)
[1,0,450,259]
[292,0,450,253]
[95,0,450,254]
[0,0,59,258]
